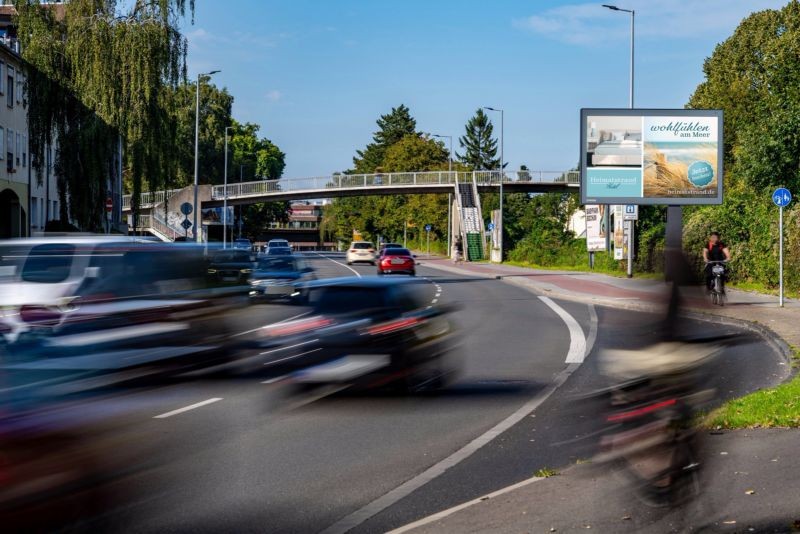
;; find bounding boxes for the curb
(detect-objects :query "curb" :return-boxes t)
[420,261,796,368]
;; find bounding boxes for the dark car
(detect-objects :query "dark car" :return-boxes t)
[379,242,403,252]
[377,247,416,276]
[207,249,256,284]
[250,277,460,391]
[249,255,316,302]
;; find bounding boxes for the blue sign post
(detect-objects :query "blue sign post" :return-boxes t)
[773,188,792,307]
[424,224,432,257]
[487,222,495,231]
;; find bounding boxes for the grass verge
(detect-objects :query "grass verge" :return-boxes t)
[704,348,800,428]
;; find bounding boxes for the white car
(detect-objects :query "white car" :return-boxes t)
[346,241,376,265]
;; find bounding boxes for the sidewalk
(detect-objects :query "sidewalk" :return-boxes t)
[397,257,800,533]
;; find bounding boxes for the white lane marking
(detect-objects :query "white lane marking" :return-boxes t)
[261,375,289,384]
[230,312,311,338]
[538,296,587,364]
[153,398,223,419]
[320,362,582,534]
[262,348,322,366]
[315,252,361,277]
[47,322,189,347]
[388,474,546,534]
[585,304,598,359]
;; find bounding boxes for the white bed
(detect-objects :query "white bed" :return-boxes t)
[591,139,642,166]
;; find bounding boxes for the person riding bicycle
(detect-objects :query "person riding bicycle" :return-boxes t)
[453,236,464,263]
[702,231,730,291]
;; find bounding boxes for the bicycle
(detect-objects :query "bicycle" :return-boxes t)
[705,260,728,306]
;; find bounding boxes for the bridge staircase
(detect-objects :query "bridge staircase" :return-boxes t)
[455,180,486,261]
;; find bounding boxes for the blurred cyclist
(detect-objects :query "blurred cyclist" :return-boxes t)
[702,231,730,290]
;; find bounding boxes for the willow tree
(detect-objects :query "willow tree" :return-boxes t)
[16,0,192,230]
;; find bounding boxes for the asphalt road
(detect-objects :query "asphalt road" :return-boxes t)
[14,253,786,533]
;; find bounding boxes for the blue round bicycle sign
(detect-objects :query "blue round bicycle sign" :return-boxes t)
[773,188,792,207]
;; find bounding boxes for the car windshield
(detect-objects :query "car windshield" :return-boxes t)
[353,242,373,250]
[267,247,292,255]
[234,240,251,247]
[269,241,288,247]
[311,286,384,314]
[20,243,76,283]
[384,248,411,256]
[257,257,296,271]
[212,250,251,263]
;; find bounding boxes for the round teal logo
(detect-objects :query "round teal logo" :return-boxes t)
[687,161,714,187]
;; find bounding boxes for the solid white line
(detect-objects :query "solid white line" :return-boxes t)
[153,398,223,419]
[258,339,318,356]
[315,252,361,277]
[387,474,546,534]
[538,296,587,364]
[585,304,598,359]
[261,375,289,384]
[319,362,581,534]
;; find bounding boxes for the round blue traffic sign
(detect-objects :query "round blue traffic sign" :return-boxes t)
[425,224,432,232]
[773,188,792,207]
[487,222,495,231]
[180,202,194,216]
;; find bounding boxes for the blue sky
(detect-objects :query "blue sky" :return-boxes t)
[184,0,786,178]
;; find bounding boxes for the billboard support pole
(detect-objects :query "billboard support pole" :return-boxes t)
[665,205,682,283]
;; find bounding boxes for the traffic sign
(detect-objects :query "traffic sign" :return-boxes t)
[105,197,113,212]
[487,222,495,231]
[773,188,792,207]
[181,219,192,230]
[424,224,432,232]
[623,204,638,221]
[180,202,194,216]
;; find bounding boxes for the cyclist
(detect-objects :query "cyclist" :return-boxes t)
[702,231,730,291]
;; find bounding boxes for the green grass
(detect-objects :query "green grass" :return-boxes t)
[533,467,559,478]
[503,259,663,280]
[705,370,800,429]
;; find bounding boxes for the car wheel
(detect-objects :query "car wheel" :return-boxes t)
[410,270,416,277]
[377,269,384,275]
[346,261,352,265]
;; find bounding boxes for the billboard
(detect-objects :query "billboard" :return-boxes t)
[585,205,606,252]
[580,109,723,205]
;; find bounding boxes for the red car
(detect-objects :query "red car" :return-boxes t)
[377,248,416,276]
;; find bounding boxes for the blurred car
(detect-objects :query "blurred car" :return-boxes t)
[377,247,416,276]
[265,239,291,252]
[233,238,252,250]
[207,248,256,284]
[265,246,293,256]
[379,242,403,252]
[250,277,460,391]
[346,241,376,265]
[249,255,316,302]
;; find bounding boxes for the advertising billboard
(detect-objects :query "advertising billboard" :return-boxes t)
[585,204,606,252]
[580,109,723,205]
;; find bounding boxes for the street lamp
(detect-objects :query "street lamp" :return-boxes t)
[430,133,454,256]
[603,4,635,277]
[193,69,221,242]
[223,125,233,248]
[483,107,504,262]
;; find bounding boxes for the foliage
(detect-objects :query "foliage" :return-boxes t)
[17,0,193,230]
[705,372,800,428]
[351,104,416,174]
[457,108,499,170]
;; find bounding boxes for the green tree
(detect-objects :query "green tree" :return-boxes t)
[457,108,499,170]
[18,0,194,229]
[352,104,417,173]
[228,120,286,181]
[382,134,449,172]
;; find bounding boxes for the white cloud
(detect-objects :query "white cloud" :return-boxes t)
[265,90,282,102]
[514,0,787,46]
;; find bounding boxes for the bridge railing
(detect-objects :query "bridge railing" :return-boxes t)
[209,170,579,201]
[128,213,181,241]
[122,188,182,210]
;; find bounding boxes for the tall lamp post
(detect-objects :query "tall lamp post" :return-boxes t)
[223,125,233,248]
[483,107,504,262]
[193,69,221,242]
[430,133,453,256]
[603,4,635,277]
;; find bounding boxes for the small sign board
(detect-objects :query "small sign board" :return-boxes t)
[424,224,432,232]
[773,187,792,207]
[623,204,638,221]
[487,222,495,231]
[180,202,194,216]
[181,219,192,230]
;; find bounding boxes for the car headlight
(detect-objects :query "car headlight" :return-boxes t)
[207,268,217,274]
[251,279,274,286]
[241,268,253,274]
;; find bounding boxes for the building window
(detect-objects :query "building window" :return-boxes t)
[0,62,4,95]
[0,126,4,160]
[6,75,12,107]
[15,133,20,166]
[15,77,21,104]
[22,134,26,167]
[6,128,12,171]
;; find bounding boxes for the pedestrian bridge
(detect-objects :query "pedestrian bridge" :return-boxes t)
[122,170,579,211]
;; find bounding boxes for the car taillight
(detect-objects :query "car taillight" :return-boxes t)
[19,305,62,326]
[607,398,677,423]
[365,317,420,335]
[349,249,356,253]
[264,317,334,337]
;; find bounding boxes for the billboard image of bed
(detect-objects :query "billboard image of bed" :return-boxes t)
[580,109,723,205]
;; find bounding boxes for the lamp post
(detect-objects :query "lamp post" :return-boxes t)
[193,69,221,242]
[430,133,453,256]
[603,4,635,277]
[223,125,233,248]
[483,107,504,262]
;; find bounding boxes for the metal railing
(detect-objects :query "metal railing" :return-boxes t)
[122,188,182,210]
[210,170,578,201]
[128,213,181,241]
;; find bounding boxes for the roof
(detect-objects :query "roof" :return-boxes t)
[0,2,67,20]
